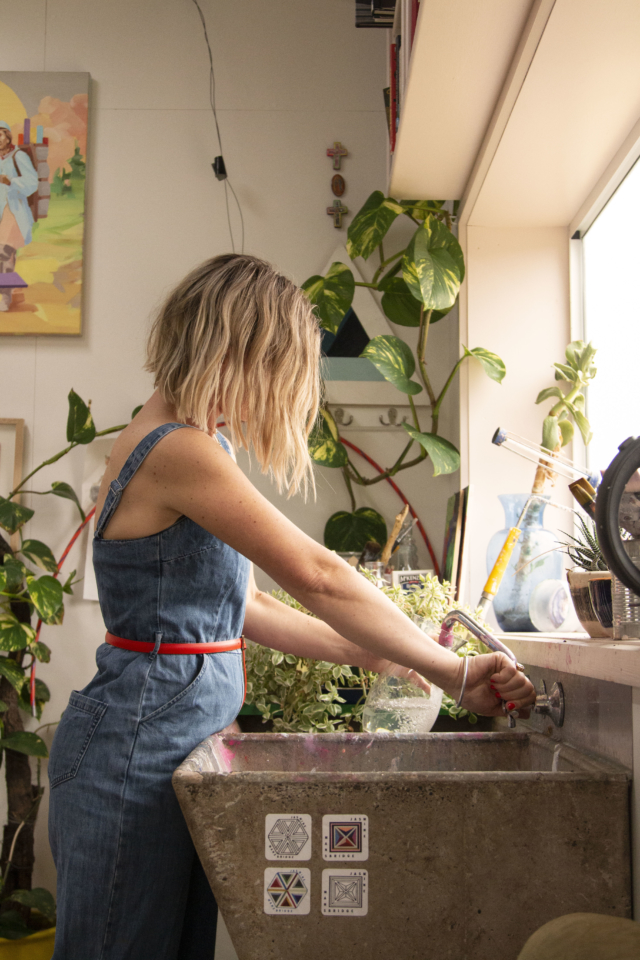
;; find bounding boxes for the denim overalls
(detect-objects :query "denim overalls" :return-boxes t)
[48,423,249,960]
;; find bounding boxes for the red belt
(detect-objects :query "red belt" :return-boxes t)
[105,632,247,705]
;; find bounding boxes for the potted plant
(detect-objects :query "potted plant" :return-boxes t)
[0,391,129,949]
[560,516,612,639]
[244,575,487,731]
[302,193,506,554]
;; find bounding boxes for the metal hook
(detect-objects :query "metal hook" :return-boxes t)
[379,407,407,427]
[333,407,353,427]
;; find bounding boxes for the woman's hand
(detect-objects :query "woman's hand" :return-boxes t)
[0,175,11,186]
[456,652,536,717]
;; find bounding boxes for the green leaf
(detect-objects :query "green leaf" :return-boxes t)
[542,415,560,452]
[0,910,32,940]
[558,418,574,446]
[26,575,63,624]
[66,389,96,444]
[379,277,422,326]
[131,404,143,419]
[554,362,577,382]
[19,539,58,574]
[565,403,593,445]
[0,498,34,536]
[7,887,56,923]
[30,641,51,663]
[51,481,85,521]
[566,340,597,379]
[463,346,506,384]
[399,199,445,218]
[0,557,27,592]
[346,191,404,261]
[535,386,564,405]
[308,409,348,468]
[0,700,7,713]
[360,335,422,395]
[401,426,460,477]
[402,217,465,310]
[62,569,78,595]
[0,730,48,758]
[301,262,355,335]
[18,678,50,717]
[0,618,34,652]
[0,657,26,692]
[324,507,387,552]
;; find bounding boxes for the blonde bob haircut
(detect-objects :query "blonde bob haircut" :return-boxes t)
[146,254,321,497]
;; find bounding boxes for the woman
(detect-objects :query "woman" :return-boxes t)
[48,254,535,960]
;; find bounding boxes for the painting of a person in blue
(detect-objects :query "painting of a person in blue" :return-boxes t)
[0,120,37,311]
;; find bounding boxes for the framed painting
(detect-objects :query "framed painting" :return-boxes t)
[0,71,89,335]
[0,418,25,550]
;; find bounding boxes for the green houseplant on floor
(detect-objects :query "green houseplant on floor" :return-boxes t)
[0,391,130,941]
[303,192,506,552]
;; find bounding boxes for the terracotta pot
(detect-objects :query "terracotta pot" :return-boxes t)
[566,569,613,638]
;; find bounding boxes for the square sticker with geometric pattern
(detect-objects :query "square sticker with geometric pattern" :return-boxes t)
[322,814,368,861]
[265,814,311,860]
[321,869,368,916]
[264,867,310,915]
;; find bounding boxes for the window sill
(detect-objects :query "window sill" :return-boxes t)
[500,632,640,687]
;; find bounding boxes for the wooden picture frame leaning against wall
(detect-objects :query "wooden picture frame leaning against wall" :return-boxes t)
[0,417,25,550]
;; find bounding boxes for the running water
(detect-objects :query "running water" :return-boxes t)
[363,689,443,734]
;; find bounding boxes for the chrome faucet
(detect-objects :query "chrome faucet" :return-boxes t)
[439,609,565,728]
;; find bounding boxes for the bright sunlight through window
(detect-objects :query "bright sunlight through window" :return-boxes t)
[583,158,640,474]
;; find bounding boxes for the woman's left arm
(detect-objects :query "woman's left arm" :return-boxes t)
[243,566,390,672]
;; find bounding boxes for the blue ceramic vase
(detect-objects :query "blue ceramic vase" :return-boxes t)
[486,494,563,632]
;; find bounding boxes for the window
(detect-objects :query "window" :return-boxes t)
[583,157,640,473]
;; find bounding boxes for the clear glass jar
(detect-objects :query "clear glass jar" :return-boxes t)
[362,621,443,734]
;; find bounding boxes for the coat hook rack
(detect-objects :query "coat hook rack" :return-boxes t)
[333,407,354,427]
[379,407,407,427]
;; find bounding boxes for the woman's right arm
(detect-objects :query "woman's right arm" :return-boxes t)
[154,429,535,713]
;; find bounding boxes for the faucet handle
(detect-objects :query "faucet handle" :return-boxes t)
[532,680,565,728]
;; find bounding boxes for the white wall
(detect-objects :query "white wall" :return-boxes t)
[0,0,396,896]
[459,224,573,614]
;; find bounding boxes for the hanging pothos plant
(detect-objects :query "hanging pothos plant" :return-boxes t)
[303,192,506,552]
[0,390,129,939]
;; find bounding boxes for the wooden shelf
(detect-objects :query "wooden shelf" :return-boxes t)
[500,632,640,688]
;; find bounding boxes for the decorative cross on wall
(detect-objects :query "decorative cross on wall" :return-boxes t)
[326,141,348,170]
[327,199,348,228]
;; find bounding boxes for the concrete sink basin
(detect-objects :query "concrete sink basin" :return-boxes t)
[173,731,630,960]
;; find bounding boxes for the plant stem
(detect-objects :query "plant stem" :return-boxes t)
[353,281,379,289]
[342,467,357,513]
[432,358,465,421]
[8,422,127,499]
[416,307,437,421]
[371,249,404,284]
[408,396,421,431]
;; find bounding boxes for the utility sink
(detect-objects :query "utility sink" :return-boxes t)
[173,731,631,960]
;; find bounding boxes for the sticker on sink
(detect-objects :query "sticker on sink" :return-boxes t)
[321,869,368,916]
[322,814,368,861]
[264,867,310,915]
[265,814,312,860]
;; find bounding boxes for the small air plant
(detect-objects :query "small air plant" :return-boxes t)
[558,515,607,572]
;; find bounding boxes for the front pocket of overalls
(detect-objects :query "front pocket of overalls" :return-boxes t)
[140,653,209,724]
[48,692,107,789]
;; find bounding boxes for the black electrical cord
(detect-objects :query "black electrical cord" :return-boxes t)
[191,0,245,254]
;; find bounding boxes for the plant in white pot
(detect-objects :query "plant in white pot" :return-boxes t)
[560,516,612,638]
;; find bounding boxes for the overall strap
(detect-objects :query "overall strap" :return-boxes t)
[95,422,194,537]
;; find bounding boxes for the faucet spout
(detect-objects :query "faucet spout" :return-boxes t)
[439,609,520,666]
[438,610,566,729]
